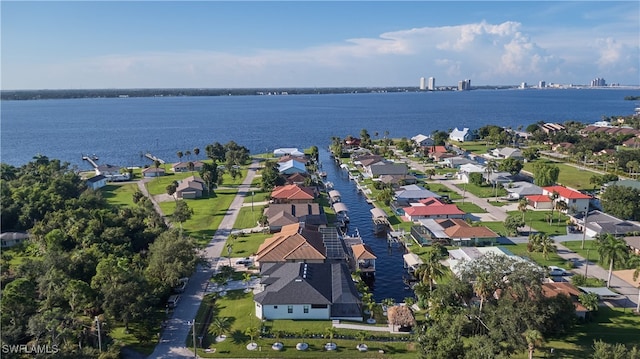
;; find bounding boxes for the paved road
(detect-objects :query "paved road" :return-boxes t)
[149,159,261,359]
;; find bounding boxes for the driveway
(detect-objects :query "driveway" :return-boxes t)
[148,159,261,358]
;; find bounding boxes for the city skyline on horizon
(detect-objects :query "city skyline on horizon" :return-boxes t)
[2,1,639,90]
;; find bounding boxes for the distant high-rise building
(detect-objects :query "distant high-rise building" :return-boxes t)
[458,79,471,91]
[419,77,426,90]
[428,77,436,91]
[520,82,527,89]
[591,77,606,87]
[539,81,546,88]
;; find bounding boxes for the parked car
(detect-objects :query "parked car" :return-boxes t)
[167,294,181,308]
[548,266,567,276]
[236,258,252,266]
[173,277,189,293]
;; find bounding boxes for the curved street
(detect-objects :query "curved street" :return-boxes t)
[149,159,260,358]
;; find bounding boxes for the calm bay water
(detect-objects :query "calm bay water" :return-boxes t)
[2,88,639,302]
[2,88,638,169]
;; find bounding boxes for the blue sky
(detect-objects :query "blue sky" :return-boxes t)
[2,1,638,89]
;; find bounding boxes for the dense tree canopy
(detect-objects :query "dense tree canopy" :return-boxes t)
[600,185,640,221]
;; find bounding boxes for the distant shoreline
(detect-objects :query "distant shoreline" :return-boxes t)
[2,85,638,101]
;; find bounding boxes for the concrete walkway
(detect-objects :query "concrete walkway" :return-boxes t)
[149,159,261,359]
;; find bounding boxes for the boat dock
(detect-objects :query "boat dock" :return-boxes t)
[145,153,165,164]
[82,155,99,169]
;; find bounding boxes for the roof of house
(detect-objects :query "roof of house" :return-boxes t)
[273,148,305,157]
[351,243,377,260]
[443,156,474,166]
[142,167,166,173]
[543,186,592,199]
[286,172,308,183]
[278,160,307,174]
[411,134,432,145]
[172,160,204,169]
[541,283,588,312]
[624,236,640,249]
[503,181,543,196]
[264,203,323,227]
[394,187,441,200]
[379,174,418,185]
[96,164,120,172]
[450,127,470,140]
[459,163,485,173]
[367,162,408,176]
[574,210,640,235]
[496,147,522,157]
[605,179,640,191]
[86,175,106,183]
[428,145,448,154]
[436,219,498,238]
[176,175,205,192]
[254,262,361,318]
[0,232,30,240]
[403,202,465,217]
[255,223,326,262]
[526,195,552,202]
[271,184,315,201]
[277,155,308,164]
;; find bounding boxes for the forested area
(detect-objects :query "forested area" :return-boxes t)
[1,156,198,358]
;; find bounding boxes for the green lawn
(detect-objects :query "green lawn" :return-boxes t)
[455,202,486,213]
[234,205,266,229]
[100,183,138,207]
[500,243,571,268]
[145,171,197,196]
[243,190,270,203]
[193,290,417,358]
[523,159,599,190]
[455,182,507,199]
[159,189,238,247]
[512,210,569,236]
[424,182,462,200]
[561,240,600,266]
[227,233,271,257]
[450,141,492,154]
[479,221,508,237]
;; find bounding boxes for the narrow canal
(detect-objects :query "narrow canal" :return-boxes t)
[320,148,414,303]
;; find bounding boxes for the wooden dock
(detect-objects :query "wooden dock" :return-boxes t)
[82,155,98,169]
[145,153,165,164]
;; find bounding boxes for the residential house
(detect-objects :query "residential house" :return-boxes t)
[353,154,384,168]
[172,161,204,173]
[603,179,640,192]
[430,151,456,162]
[624,236,640,255]
[581,125,640,137]
[394,184,441,206]
[270,184,315,204]
[411,134,434,148]
[142,167,165,177]
[552,142,574,153]
[263,203,326,232]
[277,155,308,164]
[285,172,309,185]
[438,219,499,247]
[410,219,451,246]
[273,148,305,157]
[343,137,361,148]
[491,147,523,160]
[570,210,640,238]
[86,175,107,190]
[402,198,465,222]
[350,243,376,275]
[1,232,29,248]
[458,163,485,183]
[254,262,362,321]
[95,164,121,177]
[364,162,408,178]
[541,282,589,319]
[525,194,553,210]
[278,160,307,175]
[175,175,206,199]
[502,181,543,200]
[484,171,514,186]
[447,246,517,275]
[440,156,474,169]
[449,127,474,142]
[255,223,326,266]
[542,185,592,214]
[539,123,565,134]
[622,136,640,149]
[378,174,418,187]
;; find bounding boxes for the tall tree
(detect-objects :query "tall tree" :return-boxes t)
[523,329,544,359]
[533,162,560,187]
[172,200,194,230]
[596,234,629,288]
[414,248,447,292]
[145,230,198,292]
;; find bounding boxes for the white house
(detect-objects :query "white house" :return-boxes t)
[457,163,485,183]
[542,185,591,214]
[273,148,305,157]
[254,262,362,321]
[411,134,434,147]
[491,147,523,159]
[86,175,107,190]
[1,232,29,248]
[449,127,474,142]
[278,160,307,175]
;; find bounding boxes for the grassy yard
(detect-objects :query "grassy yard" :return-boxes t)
[234,205,266,229]
[455,202,486,213]
[192,290,417,358]
[512,210,569,236]
[423,182,462,200]
[561,240,601,266]
[159,189,238,247]
[450,141,492,154]
[479,221,507,237]
[500,243,572,268]
[226,232,271,257]
[100,183,138,207]
[523,159,599,190]
[455,182,507,199]
[145,171,197,196]
[243,190,270,203]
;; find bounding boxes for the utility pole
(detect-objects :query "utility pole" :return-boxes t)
[584,248,590,277]
[189,320,197,358]
[581,210,589,249]
[95,316,102,352]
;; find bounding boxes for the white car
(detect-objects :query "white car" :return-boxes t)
[548,266,567,276]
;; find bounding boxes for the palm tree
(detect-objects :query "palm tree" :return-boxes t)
[208,317,232,338]
[356,330,367,345]
[324,326,337,342]
[518,198,528,222]
[414,248,447,292]
[548,191,559,224]
[177,151,183,161]
[245,326,259,344]
[596,234,629,288]
[555,200,568,226]
[484,160,497,186]
[537,234,556,260]
[193,147,200,159]
[578,292,599,312]
[473,271,492,312]
[242,272,252,293]
[523,329,544,359]
[185,150,192,161]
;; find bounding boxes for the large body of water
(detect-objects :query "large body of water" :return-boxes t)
[2,88,638,301]
[2,88,638,169]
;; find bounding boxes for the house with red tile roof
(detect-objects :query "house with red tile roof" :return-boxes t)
[542,185,591,214]
[437,218,498,246]
[270,184,315,204]
[525,194,553,210]
[402,199,465,221]
[541,282,589,319]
